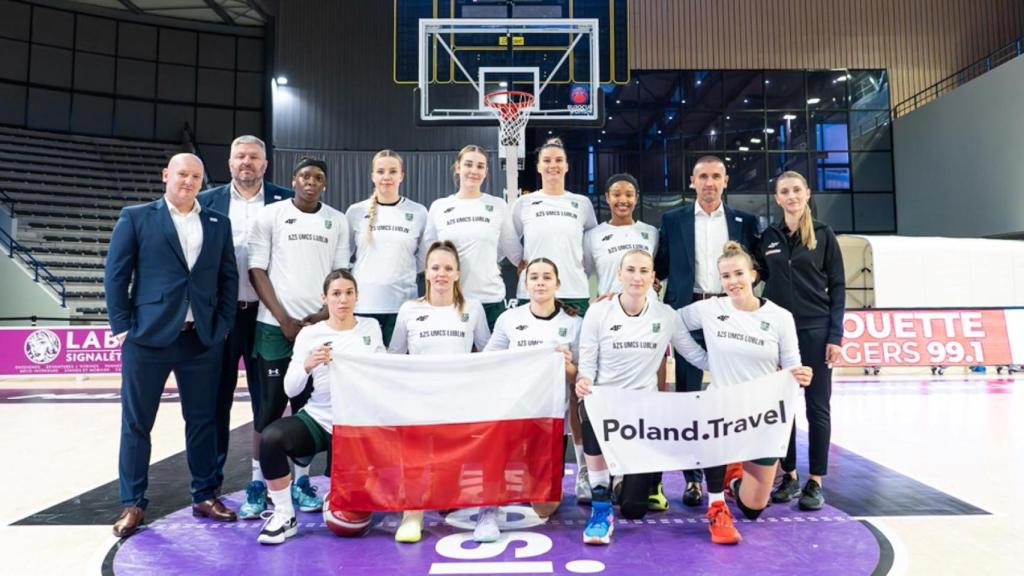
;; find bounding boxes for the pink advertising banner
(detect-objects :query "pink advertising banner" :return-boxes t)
[0,326,122,376]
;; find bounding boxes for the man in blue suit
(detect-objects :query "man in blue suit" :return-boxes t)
[105,153,239,537]
[653,155,759,507]
[197,135,292,511]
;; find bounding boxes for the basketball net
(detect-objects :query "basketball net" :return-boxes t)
[485,91,534,205]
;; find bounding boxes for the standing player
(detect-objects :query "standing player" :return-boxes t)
[574,250,708,545]
[196,135,293,511]
[388,240,491,543]
[256,270,386,545]
[423,145,521,330]
[759,171,845,511]
[247,157,350,517]
[346,150,428,346]
[512,137,598,314]
[674,241,813,544]
[481,257,582,541]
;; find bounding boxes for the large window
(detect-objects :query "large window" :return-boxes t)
[535,69,895,234]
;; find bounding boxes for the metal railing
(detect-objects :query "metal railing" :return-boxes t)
[0,226,67,308]
[181,122,213,189]
[894,37,1023,117]
[0,188,15,219]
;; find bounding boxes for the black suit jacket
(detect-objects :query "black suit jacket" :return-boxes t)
[654,202,760,310]
[196,180,293,213]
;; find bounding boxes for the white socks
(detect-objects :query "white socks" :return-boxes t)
[269,486,294,517]
[708,492,725,504]
[252,459,265,483]
[574,444,585,467]
[293,463,310,480]
[589,468,611,489]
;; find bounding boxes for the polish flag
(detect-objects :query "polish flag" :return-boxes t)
[327,347,566,511]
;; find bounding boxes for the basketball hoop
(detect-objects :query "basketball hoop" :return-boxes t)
[484,90,535,148]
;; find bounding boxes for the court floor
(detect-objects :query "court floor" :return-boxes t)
[0,369,1021,575]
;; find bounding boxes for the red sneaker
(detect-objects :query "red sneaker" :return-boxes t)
[706,501,741,544]
[723,462,744,499]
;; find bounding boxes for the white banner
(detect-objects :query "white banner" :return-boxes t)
[585,370,799,475]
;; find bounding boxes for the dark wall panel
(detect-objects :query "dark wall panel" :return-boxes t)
[237,37,263,71]
[157,63,196,102]
[0,83,26,125]
[27,87,70,131]
[30,45,72,87]
[235,71,262,107]
[75,15,115,54]
[74,52,115,93]
[0,0,30,40]
[195,106,233,144]
[159,28,197,65]
[0,38,28,81]
[197,68,234,106]
[235,110,262,138]
[118,23,157,60]
[199,33,234,69]
[274,0,494,151]
[114,99,154,139]
[71,94,113,135]
[155,103,194,141]
[31,6,73,48]
[116,58,155,98]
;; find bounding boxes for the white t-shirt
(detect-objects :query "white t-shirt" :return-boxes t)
[423,193,522,303]
[346,197,428,314]
[484,303,582,360]
[283,318,386,432]
[512,191,598,299]
[249,200,351,326]
[388,298,491,355]
[583,221,659,294]
[577,296,707,392]
[677,297,801,388]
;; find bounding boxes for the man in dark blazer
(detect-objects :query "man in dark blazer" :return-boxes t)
[105,153,239,537]
[654,154,759,505]
[197,135,292,511]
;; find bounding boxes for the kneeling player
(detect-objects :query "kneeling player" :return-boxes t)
[257,270,384,544]
[574,250,708,544]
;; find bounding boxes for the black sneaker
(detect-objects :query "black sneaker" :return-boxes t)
[798,479,824,511]
[682,481,703,507]
[771,473,801,503]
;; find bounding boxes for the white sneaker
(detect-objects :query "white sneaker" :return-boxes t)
[576,461,592,504]
[395,510,424,543]
[257,511,297,545]
[473,506,501,542]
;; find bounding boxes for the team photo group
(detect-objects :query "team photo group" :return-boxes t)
[103,132,844,549]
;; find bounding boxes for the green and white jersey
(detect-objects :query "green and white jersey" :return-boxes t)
[389,298,491,355]
[484,302,582,361]
[583,221,659,294]
[512,191,597,299]
[423,193,522,303]
[346,197,429,314]
[249,200,350,326]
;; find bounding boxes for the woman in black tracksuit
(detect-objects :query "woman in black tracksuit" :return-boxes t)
[758,171,845,511]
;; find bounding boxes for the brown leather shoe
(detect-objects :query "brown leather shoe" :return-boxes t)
[192,497,238,522]
[113,506,145,538]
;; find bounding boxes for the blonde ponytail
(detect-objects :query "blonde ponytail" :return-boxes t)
[718,240,755,270]
[776,170,817,251]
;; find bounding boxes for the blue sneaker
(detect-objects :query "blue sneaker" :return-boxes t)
[239,480,268,520]
[583,488,615,545]
[291,476,323,512]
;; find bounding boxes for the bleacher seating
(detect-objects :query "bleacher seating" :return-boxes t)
[0,126,185,318]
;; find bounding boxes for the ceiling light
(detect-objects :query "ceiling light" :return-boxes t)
[783,114,798,120]
[807,97,821,105]
[750,138,762,144]
[738,146,750,151]
[275,76,288,85]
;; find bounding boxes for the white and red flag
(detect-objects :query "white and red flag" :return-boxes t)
[327,347,566,511]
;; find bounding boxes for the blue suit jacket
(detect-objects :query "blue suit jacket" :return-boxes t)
[104,199,239,348]
[654,202,760,310]
[196,180,293,213]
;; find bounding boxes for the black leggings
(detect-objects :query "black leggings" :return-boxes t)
[254,356,312,433]
[781,327,832,476]
[580,403,659,519]
[259,415,324,480]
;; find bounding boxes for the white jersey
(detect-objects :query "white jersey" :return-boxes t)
[389,298,491,355]
[677,297,801,388]
[484,303,582,360]
[249,200,351,326]
[583,221,660,294]
[346,197,429,314]
[283,318,385,432]
[423,193,522,303]
[512,191,597,299]
[578,296,707,392]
